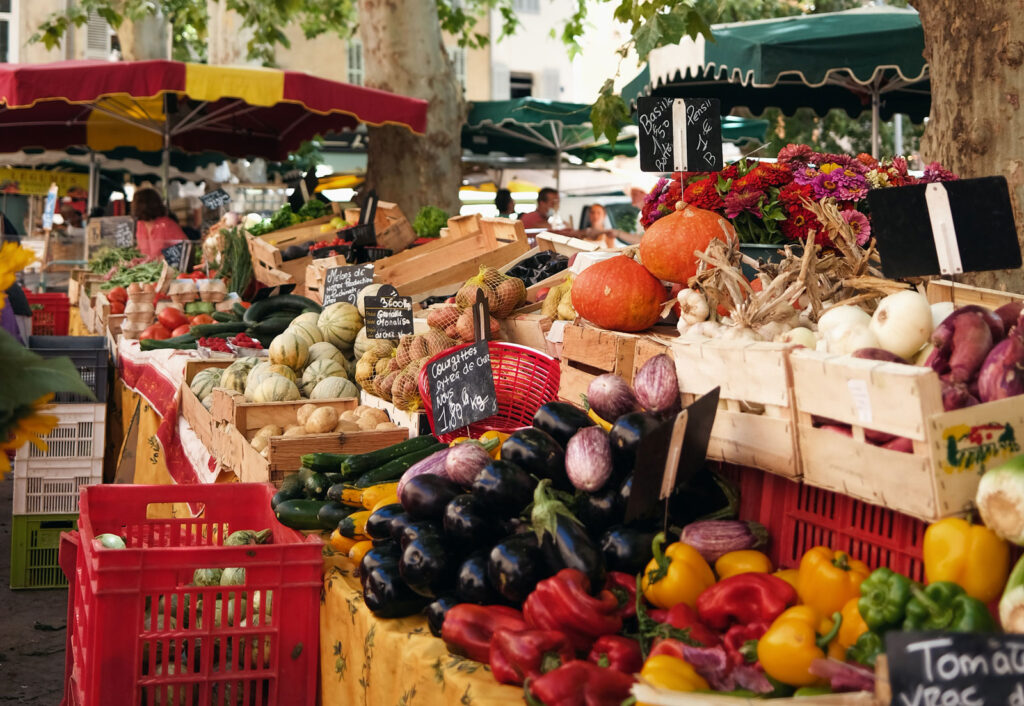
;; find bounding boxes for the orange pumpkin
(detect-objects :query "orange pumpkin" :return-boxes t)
[639,204,735,283]
[571,256,666,332]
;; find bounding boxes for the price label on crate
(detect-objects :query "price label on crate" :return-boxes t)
[364,291,413,340]
[322,264,374,306]
[426,340,498,436]
[886,632,1024,706]
[199,188,231,210]
[114,220,135,248]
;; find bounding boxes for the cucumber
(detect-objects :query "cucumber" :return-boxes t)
[352,444,445,488]
[243,294,322,324]
[271,474,305,509]
[304,472,329,500]
[340,436,440,479]
[275,499,330,530]
[338,510,372,539]
[190,321,248,337]
[233,302,247,319]
[302,452,354,475]
[318,501,357,531]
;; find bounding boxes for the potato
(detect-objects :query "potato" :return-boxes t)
[334,419,362,433]
[283,426,307,437]
[284,424,303,433]
[355,405,374,415]
[356,416,379,431]
[296,403,318,426]
[375,422,399,430]
[359,407,389,424]
[305,407,339,434]
[254,424,283,439]
[251,434,269,451]
[341,410,360,422]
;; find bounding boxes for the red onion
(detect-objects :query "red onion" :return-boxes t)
[565,426,613,492]
[810,659,875,693]
[633,354,680,414]
[587,374,636,421]
[995,302,1024,336]
[978,335,1024,402]
[852,347,908,364]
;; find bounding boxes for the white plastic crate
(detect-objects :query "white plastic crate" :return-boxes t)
[13,457,103,514]
[13,403,106,461]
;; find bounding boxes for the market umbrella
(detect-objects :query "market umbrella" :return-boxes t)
[624,6,929,157]
[0,60,429,196]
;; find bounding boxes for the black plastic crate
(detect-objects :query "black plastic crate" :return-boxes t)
[28,336,109,403]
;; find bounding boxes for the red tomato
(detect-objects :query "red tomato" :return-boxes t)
[239,301,251,309]
[535,287,551,301]
[157,307,188,331]
[107,286,128,303]
[190,314,216,325]
[171,324,191,337]
[141,323,171,340]
[110,301,126,315]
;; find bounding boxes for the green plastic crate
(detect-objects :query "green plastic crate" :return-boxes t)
[10,513,78,589]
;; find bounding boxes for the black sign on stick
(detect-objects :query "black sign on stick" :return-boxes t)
[426,340,499,437]
[199,188,231,210]
[161,240,194,271]
[625,387,720,526]
[322,264,374,307]
[886,631,1024,706]
[114,220,135,248]
[868,176,1021,279]
[364,294,414,340]
[638,97,723,173]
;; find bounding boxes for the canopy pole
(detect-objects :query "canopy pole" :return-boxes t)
[555,148,561,192]
[894,113,904,156]
[871,88,880,159]
[162,123,170,200]
[86,150,97,263]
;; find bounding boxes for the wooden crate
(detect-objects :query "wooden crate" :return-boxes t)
[246,204,342,287]
[180,359,235,456]
[212,389,409,484]
[68,269,106,307]
[536,231,604,257]
[926,279,1024,309]
[371,215,530,299]
[359,391,433,437]
[499,312,556,356]
[105,314,124,361]
[558,324,641,407]
[498,247,571,308]
[304,255,348,304]
[669,338,801,479]
[790,348,1024,521]
[343,202,417,253]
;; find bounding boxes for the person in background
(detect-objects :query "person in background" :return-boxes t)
[582,203,637,247]
[520,187,561,229]
[59,203,86,239]
[132,187,185,259]
[1,226,32,344]
[495,188,516,218]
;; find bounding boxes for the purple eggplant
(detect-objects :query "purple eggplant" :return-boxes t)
[565,426,614,492]
[633,354,680,415]
[679,520,769,563]
[587,374,637,421]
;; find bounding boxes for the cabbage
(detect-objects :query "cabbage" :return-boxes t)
[220,567,246,585]
[95,533,126,549]
[193,568,223,587]
[224,529,271,546]
[977,454,1024,545]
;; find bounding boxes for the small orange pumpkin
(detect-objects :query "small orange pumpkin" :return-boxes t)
[571,256,666,332]
[639,204,735,283]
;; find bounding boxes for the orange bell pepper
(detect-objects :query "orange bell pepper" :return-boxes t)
[797,547,870,618]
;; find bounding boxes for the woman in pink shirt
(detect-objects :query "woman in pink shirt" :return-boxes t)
[132,188,185,259]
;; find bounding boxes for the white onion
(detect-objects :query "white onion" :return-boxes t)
[827,323,879,355]
[869,290,933,359]
[818,305,871,337]
[778,326,817,349]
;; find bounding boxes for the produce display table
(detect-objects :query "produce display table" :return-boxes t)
[319,553,522,706]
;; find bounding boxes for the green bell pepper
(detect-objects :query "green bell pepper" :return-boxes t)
[903,581,996,632]
[846,631,884,668]
[858,567,914,632]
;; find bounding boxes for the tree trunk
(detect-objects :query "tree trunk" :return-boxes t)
[913,0,1024,291]
[358,0,464,220]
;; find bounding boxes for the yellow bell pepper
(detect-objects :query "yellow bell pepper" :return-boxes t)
[757,605,841,687]
[715,550,773,579]
[640,655,709,693]
[797,547,870,618]
[774,569,800,592]
[479,430,508,458]
[641,532,715,609]
[837,597,868,652]
[329,529,358,555]
[923,517,1010,603]
[348,540,373,566]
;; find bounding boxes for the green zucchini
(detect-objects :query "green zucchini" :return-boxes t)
[340,436,440,479]
[304,472,330,500]
[297,466,317,485]
[317,501,356,531]
[271,478,305,510]
[139,333,197,351]
[232,302,248,319]
[190,321,248,337]
[246,315,295,338]
[211,311,236,323]
[243,294,322,324]
[302,452,354,475]
[352,444,445,488]
[274,499,330,530]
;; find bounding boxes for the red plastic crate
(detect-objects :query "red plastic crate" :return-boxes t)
[25,291,70,336]
[62,483,321,706]
[733,467,927,581]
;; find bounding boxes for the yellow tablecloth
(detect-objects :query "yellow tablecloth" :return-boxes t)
[319,553,523,706]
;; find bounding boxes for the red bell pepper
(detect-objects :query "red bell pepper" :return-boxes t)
[696,572,796,630]
[722,622,768,667]
[441,604,527,663]
[604,572,637,620]
[523,569,623,652]
[587,635,642,674]
[489,628,574,685]
[650,602,721,647]
[525,660,634,706]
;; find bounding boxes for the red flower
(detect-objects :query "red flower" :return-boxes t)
[719,164,741,181]
[750,162,793,187]
[855,153,878,169]
[683,178,725,211]
[777,143,814,164]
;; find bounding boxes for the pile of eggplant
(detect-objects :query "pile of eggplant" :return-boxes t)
[357,355,741,628]
[503,250,569,287]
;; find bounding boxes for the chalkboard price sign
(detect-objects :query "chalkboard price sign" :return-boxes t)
[322,264,374,307]
[886,631,1024,706]
[364,294,414,340]
[199,188,231,210]
[114,220,135,248]
[637,97,723,173]
[426,340,499,436]
[161,240,194,271]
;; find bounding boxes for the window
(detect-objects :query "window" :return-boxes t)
[0,0,16,64]
[510,72,533,99]
[347,40,364,86]
[512,0,540,13]
[85,11,115,60]
[447,46,467,91]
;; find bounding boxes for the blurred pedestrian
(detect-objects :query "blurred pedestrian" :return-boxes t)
[495,188,516,218]
[132,188,186,259]
[521,188,561,229]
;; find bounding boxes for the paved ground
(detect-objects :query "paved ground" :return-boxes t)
[0,475,69,705]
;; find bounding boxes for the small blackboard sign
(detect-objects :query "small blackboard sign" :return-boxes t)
[426,340,499,436]
[638,97,723,173]
[322,264,374,307]
[161,240,194,271]
[199,188,231,210]
[868,176,1021,278]
[114,220,135,248]
[364,294,415,340]
[886,631,1024,706]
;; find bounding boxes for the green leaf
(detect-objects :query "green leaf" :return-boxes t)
[590,82,630,146]
[0,331,95,410]
[633,12,663,59]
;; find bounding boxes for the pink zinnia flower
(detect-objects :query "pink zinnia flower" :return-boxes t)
[777,143,814,164]
[811,171,842,200]
[723,188,764,219]
[841,209,871,245]
[922,161,957,183]
[793,165,819,186]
